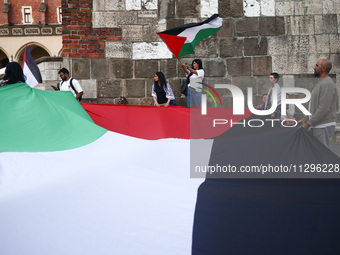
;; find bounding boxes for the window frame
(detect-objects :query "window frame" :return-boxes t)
[57,7,62,24]
[22,6,33,24]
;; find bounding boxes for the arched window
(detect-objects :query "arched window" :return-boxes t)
[0,49,10,70]
[17,44,50,64]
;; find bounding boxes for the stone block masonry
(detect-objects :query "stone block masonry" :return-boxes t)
[60,0,340,112]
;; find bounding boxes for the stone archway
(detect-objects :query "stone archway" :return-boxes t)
[0,48,10,70]
[16,43,51,64]
[58,48,63,57]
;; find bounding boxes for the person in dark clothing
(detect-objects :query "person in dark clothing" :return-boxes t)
[0,62,26,86]
[151,72,176,107]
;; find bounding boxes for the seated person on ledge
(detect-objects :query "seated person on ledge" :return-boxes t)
[152,72,176,107]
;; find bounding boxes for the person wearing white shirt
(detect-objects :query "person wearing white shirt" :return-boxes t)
[180,59,204,107]
[52,68,84,101]
[264,72,281,118]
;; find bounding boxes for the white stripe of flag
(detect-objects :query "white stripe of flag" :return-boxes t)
[22,45,43,87]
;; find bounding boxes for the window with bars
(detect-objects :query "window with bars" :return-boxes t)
[22,7,32,24]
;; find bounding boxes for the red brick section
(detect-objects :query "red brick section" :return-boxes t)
[62,0,122,58]
[7,0,42,25]
[46,0,62,25]
[0,0,60,25]
[0,2,8,25]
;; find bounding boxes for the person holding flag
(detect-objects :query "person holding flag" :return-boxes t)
[157,14,221,107]
[180,59,204,107]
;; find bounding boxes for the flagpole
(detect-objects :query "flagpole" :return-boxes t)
[176,56,188,73]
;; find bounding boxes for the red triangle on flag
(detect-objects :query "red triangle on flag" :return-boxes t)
[157,33,187,57]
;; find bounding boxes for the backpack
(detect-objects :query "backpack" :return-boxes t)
[60,78,82,101]
[181,79,188,96]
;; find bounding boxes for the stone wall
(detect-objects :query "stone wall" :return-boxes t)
[36,57,63,90]
[59,0,340,118]
[37,57,98,99]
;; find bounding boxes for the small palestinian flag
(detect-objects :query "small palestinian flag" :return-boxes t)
[22,45,43,87]
[157,14,222,57]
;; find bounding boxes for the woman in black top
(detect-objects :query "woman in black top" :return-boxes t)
[0,62,26,86]
[152,72,176,107]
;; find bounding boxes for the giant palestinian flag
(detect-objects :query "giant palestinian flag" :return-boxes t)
[157,14,222,57]
[1,83,340,254]
[0,83,203,255]
[192,115,340,254]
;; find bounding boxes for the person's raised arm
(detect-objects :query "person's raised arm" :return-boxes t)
[180,62,190,75]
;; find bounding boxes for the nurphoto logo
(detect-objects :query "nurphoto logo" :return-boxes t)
[200,84,312,128]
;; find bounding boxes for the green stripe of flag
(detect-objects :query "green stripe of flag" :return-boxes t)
[177,26,222,57]
[0,83,106,152]
[158,14,222,57]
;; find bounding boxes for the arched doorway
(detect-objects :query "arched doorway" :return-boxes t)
[16,44,51,64]
[0,49,10,70]
[58,48,63,57]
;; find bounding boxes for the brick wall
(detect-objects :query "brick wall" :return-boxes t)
[61,0,122,58]
[59,0,340,114]
[46,0,63,25]
[0,0,60,25]
[0,2,8,25]
[8,0,43,25]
